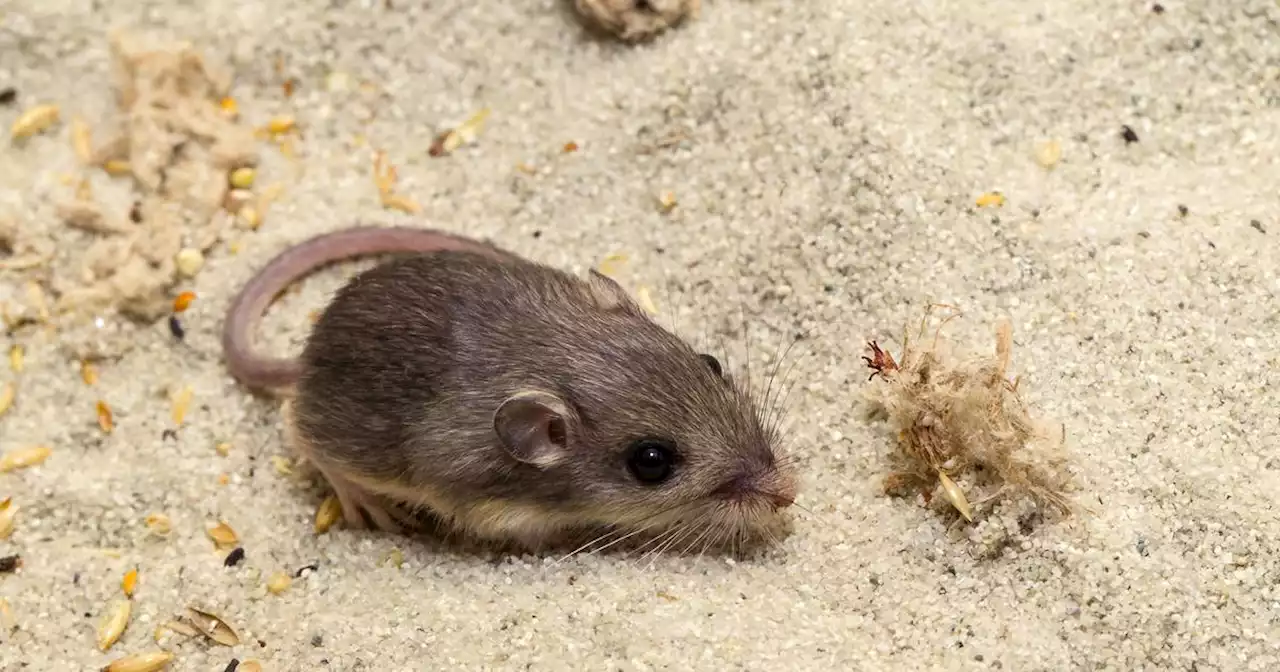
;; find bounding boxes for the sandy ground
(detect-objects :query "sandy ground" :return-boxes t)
[2,1,1279,670]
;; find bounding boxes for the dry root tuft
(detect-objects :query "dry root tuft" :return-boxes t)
[862,305,1075,525]
[572,0,702,43]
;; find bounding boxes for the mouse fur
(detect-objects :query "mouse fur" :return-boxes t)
[286,247,798,552]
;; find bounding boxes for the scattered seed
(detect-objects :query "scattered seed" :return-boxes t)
[168,316,186,341]
[562,141,579,153]
[429,107,490,157]
[206,521,239,549]
[380,193,421,214]
[122,567,138,597]
[237,205,262,230]
[0,598,15,631]
[144,513,173,538]
[1120,125,1139,144]
[9,345,23,372]
[222,660,240,672]
[97,400,115,434]
[0,554,21,573]
[293,563,319,577]
[976,192,1005,208]
[103,160,132,176]
[97,599,132,650]
[937,470,974,522]
[219,97,239,118]
[157,619,199,639]
[597,253,628,277]
[185,607,241,647]
[266,572,291,594]
[217,472,230,486]
[1034,140,1062,169]
[172,292,197,313]
[266,115,296,136]
[0,498,17,539]
[81,360,100,385]
[101,650,174,672]
[0,88,15,105]
[270,455,293,475]
[635,286,659,315]
[71,117,93,163]
[175,248,205,278]
[216,442,232,457]
[10,103,60,139]
[314,495,342,534]
[657,191,678,213]
[171,385,194,425]
[0,445,51,472]
[381,548,404,568]
[223,547,246,567]
[228,167,255,190]
[0,382,14,417]
[656,590,678,602]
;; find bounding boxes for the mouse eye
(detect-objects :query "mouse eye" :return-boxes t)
[627,439,678,484]
[698,353,723,377]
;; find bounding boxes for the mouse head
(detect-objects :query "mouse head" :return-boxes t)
[492,270,799,553]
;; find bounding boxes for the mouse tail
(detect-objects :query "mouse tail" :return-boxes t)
[221,224,509,392]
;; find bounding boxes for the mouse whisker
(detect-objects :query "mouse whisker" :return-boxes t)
[555,527,625,564]
[640,513,707,569]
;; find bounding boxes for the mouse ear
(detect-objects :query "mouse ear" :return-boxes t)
[585,269,639,313]
[493,390,573,469]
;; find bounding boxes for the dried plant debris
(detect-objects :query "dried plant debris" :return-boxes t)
[182,607,241,647]
[573,0,701,42]
[861,306,1075,526]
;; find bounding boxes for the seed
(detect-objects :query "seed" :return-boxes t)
[314,495,342,534]
[635,286,659,315]
[103,160,132,176]
[597,253,628,277]
[266,115,295,135]
[72,117,93,163]
[175,248,205,278]
[228,167,255,189]
[172,292,196,313]
[0,382,14,416]
[0,598,15,631]
[266,572,291,594]
[100,650,174,672]
[184,607,241,646]
[217,473,230,486]
[81,360,100,385]
[937,470,974,522]
[10,103,60,139]
[171,385,193,426]
[380,193,421,214]
[238,661,263,672]
[657,191,678,213]
[237,205,261,230]
[975,192,1005,208]
[0,445,52,472]
[1034,140,1062,169]
[97,400,115,434]
[562,141,579,153]
[9,344,23,372]
[381,548,404,568]
[97,599,132,650]
[0,554,19,573]
[206,521,238,549]
[0,498,17,539]
[270,456,292,475]
[219,97,239,118]
[216,442,232,457]
[144,513,172,538]
[122,567,138,597]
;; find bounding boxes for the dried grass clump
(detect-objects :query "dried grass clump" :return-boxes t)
[861,305,1075,525]
[572,0,702,42]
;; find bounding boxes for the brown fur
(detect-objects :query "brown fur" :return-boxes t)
[224,226,798,554]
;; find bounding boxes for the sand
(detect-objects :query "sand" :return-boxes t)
[1,0,1278,670]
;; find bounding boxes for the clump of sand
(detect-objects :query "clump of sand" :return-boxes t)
[861,306,1076,528]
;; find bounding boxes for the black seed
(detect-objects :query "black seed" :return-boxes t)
[0,88,16,105]
[168,315,185,339]
[1120,125,1139,144]
[1250,220,1266,234]
[0,555,21,573]
[224,547,246,567]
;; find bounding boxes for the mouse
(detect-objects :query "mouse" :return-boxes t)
[221,225,798,553]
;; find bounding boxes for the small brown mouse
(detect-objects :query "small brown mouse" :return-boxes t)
[222,225,798,552]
